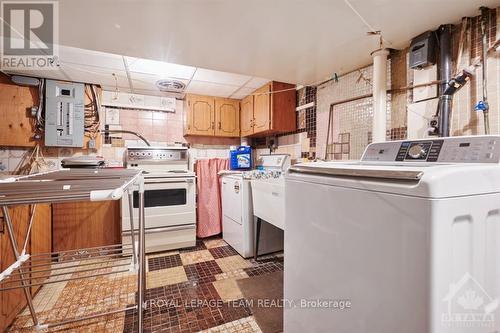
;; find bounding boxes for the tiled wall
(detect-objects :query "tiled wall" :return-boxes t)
[316,63,393,160]
[0,99,238,174]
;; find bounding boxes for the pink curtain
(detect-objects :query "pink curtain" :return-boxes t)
[195,158,229,238]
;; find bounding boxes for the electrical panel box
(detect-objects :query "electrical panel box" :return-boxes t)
[409,31,437,69]
[44,80,85,147]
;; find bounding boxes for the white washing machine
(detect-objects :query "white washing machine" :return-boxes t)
[221,155,287,258]
[284,136,500,333]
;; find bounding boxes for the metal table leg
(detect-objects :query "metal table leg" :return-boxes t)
[137,179,146,332]
[1,206,40,327]
[254,218,262,260]
[127,191,137,266]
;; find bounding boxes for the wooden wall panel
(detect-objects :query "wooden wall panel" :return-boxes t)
[52,201,121,252]
[30,204,52,294]
[0,206,30,332]
[0,75,39,147]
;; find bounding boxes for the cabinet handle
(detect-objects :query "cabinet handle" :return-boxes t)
[212,122,215,129]
[218,122,221,129]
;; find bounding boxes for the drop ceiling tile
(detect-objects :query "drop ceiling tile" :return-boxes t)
[125,56,196,80]
[244,77,271,89]
[229,87,255,99]
[185,81,240,98]
[129,72,188,91]
[192,68,251,86]
[59,63,129,87]
[59,46,125,71]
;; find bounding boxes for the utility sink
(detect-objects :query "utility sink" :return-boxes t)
[250,178,285,230]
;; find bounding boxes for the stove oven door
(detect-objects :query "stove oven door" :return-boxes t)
[122,177,196,231]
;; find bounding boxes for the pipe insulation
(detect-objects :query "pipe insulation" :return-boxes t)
[371,49,390,142]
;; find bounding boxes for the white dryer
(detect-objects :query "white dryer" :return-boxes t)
[284,136,500,333]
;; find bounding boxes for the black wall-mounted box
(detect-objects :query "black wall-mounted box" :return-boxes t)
[409,31,437,69]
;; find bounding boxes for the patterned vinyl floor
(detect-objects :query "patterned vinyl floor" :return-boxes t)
[7,236,284,333]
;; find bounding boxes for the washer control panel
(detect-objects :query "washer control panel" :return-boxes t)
[362,136,500,163]
[395,140,443,162]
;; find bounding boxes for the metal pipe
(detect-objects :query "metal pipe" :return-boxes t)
[1,206,39,325]
[128,190,137,266]
[0,268,132,291]
[29,243,132,258]
[43,306,137,329]
[21,204,36,252]
[438,24,453,137]
[24,251,133,269]
[100,129,151,146]
[371,49,390,142]
[138,178,146,332]
[5,261,133,285]
[325,104,333,160]
[3,256,133,279]
[480,6,490,134]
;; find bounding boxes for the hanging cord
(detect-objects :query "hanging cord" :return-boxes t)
[35,78,45,133]
[84,84,101,139]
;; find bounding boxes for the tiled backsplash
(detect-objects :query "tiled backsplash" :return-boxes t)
[316,63,392,160]
[0,99,237,174]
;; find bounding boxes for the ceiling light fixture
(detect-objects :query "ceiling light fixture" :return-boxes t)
[155,79,186,92]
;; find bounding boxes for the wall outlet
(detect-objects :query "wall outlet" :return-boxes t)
[88,139,97,149]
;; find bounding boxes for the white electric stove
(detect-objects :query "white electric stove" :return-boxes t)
[122,146,196,253]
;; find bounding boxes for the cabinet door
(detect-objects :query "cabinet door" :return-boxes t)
[0,206,30,332]
[253,84,271,134]
[240,95,254,137]
[215,98,240,137]
[186,94,215,136]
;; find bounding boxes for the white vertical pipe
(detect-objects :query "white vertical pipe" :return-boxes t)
[371,49,390,142]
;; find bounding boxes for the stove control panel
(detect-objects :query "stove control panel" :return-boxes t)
[362,136,500,163]
[126,147,187,162]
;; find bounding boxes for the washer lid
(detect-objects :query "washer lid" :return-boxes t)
[286,161,500,199]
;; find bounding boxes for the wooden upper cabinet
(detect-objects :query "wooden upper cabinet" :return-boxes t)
[253,84,271,133]
[241,81,296,137]
[215,98,240,137]
[240,95,254,137]
[185,81,295,138]
[185,94,215,136]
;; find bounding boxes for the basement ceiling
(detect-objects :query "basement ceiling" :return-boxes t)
[2,0,499,97]
[54,0,499,84]
[3,46,271,98]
